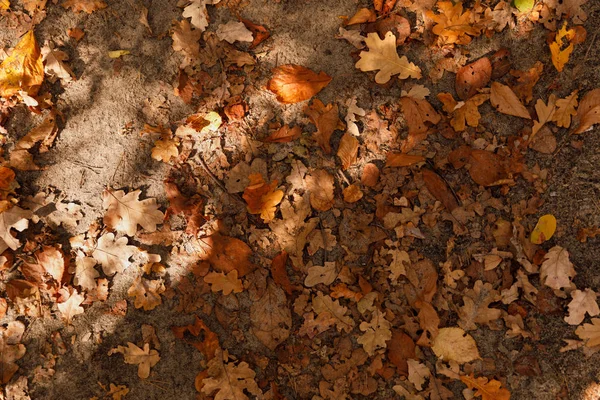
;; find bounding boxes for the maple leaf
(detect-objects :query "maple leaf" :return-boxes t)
[109,343,160,379]
[305,262,337,287]
[61,0,106,13]
[553,90,578,128]
[0,206,32,253]
[337,133,359,170]
[242,173,283,222]
[565,288,600,325]
[431,327,480,364]
[573,88,600,134]
[102,189,164,236]
[358,309,392,355]
[540,246,575,290]
[74,254,99,291]
[355,32,421,84]
[201,349,262,400]
[458,280,502,331]
[0,31,44,98]
[267,64,332,104]
[0,321,26,384]
[92,233,138,275]
[204,270,243,295]
[311,291,355,333]
[490,82,531,119]
[250,279,291,350]
[407,359,431,391]
[460,374,510,400]
[216,21,253,43]
[57,287,84,325]
[531,95,556,139]
[304,99,344,154]
[575,318,600,348]
[128,276,165,311]
[172,316,220,360]
[306,169,335,211]
[437,92,489,132]
[426,1,481,45]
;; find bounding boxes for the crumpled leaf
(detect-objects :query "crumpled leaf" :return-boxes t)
[345,96,366,135]
[242,173,283,222]
[510,62,543,104]
[556,0,588,25]
[201,349,261,400]
[460,373,511,400]
[530,214,557,244]
[426,1,481,45]
[565,289,600,325]
[108,343,160,379]
[128,276,165,310]
[92,233,138,276]
[540,246,575,290]
[0,206,32,254]
[172,316,220,360]
[576,318,600,348]
[490,82,531,119]
[250,279,291,350]
[61,0,107,13]
[267,64,331,104]
[21,245,65,293]
[204,270,243,295]
[263,125,301,143]
[42,43,75,83]
[355,32,421,84]
[172,19,201,59]
[431,327,480,364]
[102,189,164,236]
[573,88,600,134]
[0,31,44,98]
[357,309,392,355]
[305,99,344,154]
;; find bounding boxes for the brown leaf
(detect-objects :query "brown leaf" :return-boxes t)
[306,169,335,211]
[455,57,491,100]
[343,184,363,203]
[399,92,441,136]
[172,316,220,360]
[271,251,293,295]
[61,0,107,13]
[263,125,301,143]
[438,92,489,131]
[529,126,557,154]
[387,330,415,376]
[364,14,411,45]
[553,90,578,128]
[460,374,511,400]
[250,279,292,350]
[108,342,160,380]
[242,173,284,222]
[490,82,531,119]
[573,88,600,134]
[199,233,256,277]
[468,149,509,187]
[510,62,543,104]
[346,8,377,25]
[164,181,205,235]
[422,169,458,211]
[241,19,270,49]
[21,245,65,293]
[204,270,244,295]
[361,163,379,188]
[305,99,344,154]
[337,133,359,170]
[386,152,425,167]
[267,64,332,104]
[127,276,165,311]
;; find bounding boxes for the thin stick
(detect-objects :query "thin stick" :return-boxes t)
[197,155,245,205]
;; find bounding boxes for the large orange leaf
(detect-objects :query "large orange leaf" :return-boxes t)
[267,64,331,104]
[199,233,255,277]
[0,31,44,98]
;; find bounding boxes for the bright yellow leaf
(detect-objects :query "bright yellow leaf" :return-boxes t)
[0,0,9,10]
[108,50,130,59]
[530,214,557,244]
[550,22,576,72]
[0,31,44,98]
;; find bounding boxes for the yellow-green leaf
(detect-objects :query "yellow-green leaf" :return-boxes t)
[530,214,557,244]
[108,50,130,59]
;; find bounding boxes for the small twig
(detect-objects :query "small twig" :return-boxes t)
[584,31,598,62]
[111,152,126,186]
[196,154,245,205]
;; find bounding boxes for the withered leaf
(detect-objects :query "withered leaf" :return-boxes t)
[422,169,458,211]
[455,57,491,100]
[305,99,344,154]
[267,64,332,104]
[250,279,291,350]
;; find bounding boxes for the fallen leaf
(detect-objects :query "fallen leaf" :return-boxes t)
[128,276,165,310]
[204,270,244,295]
[343,184,363,203]
[346,7,376,25]
[540,246,575,290]
[530,214,557,244]
[61,0,106,13]
[304,99,344,154]
[311,291,355,333]
[263,125,301,143]
[355,32,421,84]
[345,96,366,136]
[0,206,32,253]
[172,316,220,360]
[21,245,65,293]
[102,189,164,236]
[460,374,511,400]
[250,279,291,350]
[270,251,293,295]
[553,90,578,128]
[576,318,600,348]
[336,27,366,49]
[216,21,253,44]
[73,254,98,291]
[67,28,85,41]
[0,321,26,384]
[437,92,489,131]
[172,19,201,59]
[107,50,130,59]
[556,0,588,25]
[199,233,255,277]
[92,233,137,275]
[151,136,179,162]
[422,169,458,211]
[510,62,543,104]
[531,95,556,139]
[490,82,531,119]
[57,287,84,325]
[241,19,270,49]
[306,169,335,211]
[0,31,44,98]
[42,43,75,83]
[458,280,502,331]
[305,262,337,287]
[467,149,509,186]
[565,289,600,325]
[550,22,576,72]
[407,359,431,391]
[182,0,219,31]
[426,1,481,45]
[386,152,425,167]
[387,330,416,376]
[400,89,441,136]
[201,350,261,400]
[431,327,480,364]
[242,173,283,222]
[337,133,359,170]
[358,309,392,355]
[361,163,379,188]
[365,14,411,45]
[573,88,600,134]
[109,343,160,379]
[455,57,491,100]
[267,64,332,104]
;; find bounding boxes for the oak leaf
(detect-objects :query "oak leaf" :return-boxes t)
[357,309,392,355]
[182,0,220,31]
[438,92,489,131]
[42,43,75,83]
[201,349,261,400]
[242,173,283,222]
[556,0,588,25]
[0,206,32,253]
[267,64,331,104]
[407,359,431,391]
[216,21,253,43]
[21,245,65,293]
[355,32,421,84]
[312,291,355,333]
[510,62,543,104]
[573,88,600,134]
[550,22,576,72]
[108,343,160,379]
[575,318,600,348]
[73,254,99,291]
[553,90,578,128]
[337,133,359,170]
[127,276,165,311]
[305,99,344,154]
[0,321,26,384]
[431,327,480,364]
[426,1,481,45]
[57,287,84,325]
[565,289,599,325]
[540,246,575,290]
[490,82,531,119]
[0,31,44,98]
[172,316,219,360]
[61,0,106,13]
[151,136,179,163]
[306,169,335,211]
[92,233,138,275]
[172,19,201,59]
[204,270,243,295]
[250,279,291,350]
[305,262,337,287]
[102,189,164,236]
[460,374,511,400]
[345,96,366,136]
[458,280,502,331]
[531,95,556,139]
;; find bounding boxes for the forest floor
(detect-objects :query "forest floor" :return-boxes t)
[1,0,600,399]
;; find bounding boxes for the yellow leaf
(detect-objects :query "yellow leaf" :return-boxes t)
[426,1,481,46]
[108,50,130,58]
[0,0,9,10]
[431,327,481,364]
[550,22,576,72]
[0,31,44,98]
[530,214,556,244]
[490,82,531,119]
[553,90,578,128]
[460,373,511,400]
[355,32,421,84]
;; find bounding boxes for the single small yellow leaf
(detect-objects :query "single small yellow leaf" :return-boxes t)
[0,0,9,10]
[0,31,44,98]
[530,214,557,244]
[550,22,575,72]
[108,50,130,59]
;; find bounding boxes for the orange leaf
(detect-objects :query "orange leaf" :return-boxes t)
[337,133,359,170]
[550,22,576,72]
[271,251,293,295]
[361,163,379,188]
[386,152,425,167]
[422,169,458,211]
[241,19,270,49]
[510,62,543,104]
[242,173,284,222]
[460,374,511,400]
[306,169,335,211]
[172,316,220,360]
[305,99,344,154]
[346,7,376,25]
[199,233,255,277]
[267,64,332,104]
[61,0,107,13]
[263,125,301,143]
[573,88,600,134]
[343,184,363,203]
[490,82,531,119]
[455,57,491,100]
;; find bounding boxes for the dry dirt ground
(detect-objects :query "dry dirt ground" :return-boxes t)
[1,0,600,399]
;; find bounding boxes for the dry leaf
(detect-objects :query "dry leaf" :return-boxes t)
[199,233,255,277]
[530,214,557,244]
[565,289,600,325]
[108,343,160,379]
[305,99,344,154]
[490,82,531,119]
[250,279,291,350]
[458,280,502,331]
[400,90,441,136]
[151,136,179,162]
[460,374,511,400]
[358,309,392,355]
[201,350,261,400]
[172,316,220,360]
[172,19,201,59]
[216,21,253,43]
[57,287,84,324]
[426,1,481,45]
[267,64,332,104]
[0,321,26,384]
[531,95,556,139]
[0,31,44,98]
[241,19,270,49]
[74,254,98,291]
[529,126,557,154]
[242,173,283,222]
[510,62,543,104]
[42,43,75,83]
[306,169,335,211]
[361,163,379,188]
[343,184,363,203]
[102,189,164,236]
[386,152,425,167]
[355,32,421,84]
[550,22,576,72]
[92,233,137,275]
[573,88,600,134]
[311,291,355,333]
[553,90,578,128]
[305,262,337,287]
[576,318,600,348]
[21,245,65,293]
[455,57,491,100]
[337,133,359,170]
[540,246,575,290]
[263,125,301,143]
[407,359,431,391]
[336,27,366,49]
[438,92,489,131]
[422,169,458,211]
[128,276,165,311]
[182,0,220,31]
[345,96,366,135]
[346,7,376,25]
[204,270,244,295]
[270,251,293,295]
[431,327,481,364]
[0,206,32,253]
[61,0,106,13]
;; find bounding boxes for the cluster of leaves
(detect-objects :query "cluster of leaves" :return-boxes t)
[0,0,599,399]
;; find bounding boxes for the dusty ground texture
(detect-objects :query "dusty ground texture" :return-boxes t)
[1,0,600,399]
